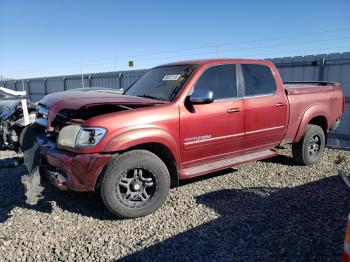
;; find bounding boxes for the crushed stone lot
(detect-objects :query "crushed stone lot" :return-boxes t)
[0,147,349,261]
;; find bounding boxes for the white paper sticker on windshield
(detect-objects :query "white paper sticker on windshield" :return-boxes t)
[162,74,181,81]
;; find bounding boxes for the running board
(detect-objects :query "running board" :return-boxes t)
[181,149,276,178]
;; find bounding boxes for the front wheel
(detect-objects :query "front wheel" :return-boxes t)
[100,150,170,218]
[292,124,326,166]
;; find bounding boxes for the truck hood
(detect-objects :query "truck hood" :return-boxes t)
[39,90,166,129]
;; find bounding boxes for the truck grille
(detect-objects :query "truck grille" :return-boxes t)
[36,104,49,127]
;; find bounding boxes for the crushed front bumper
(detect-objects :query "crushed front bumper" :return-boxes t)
[40,141,111,191]
[22,126,112,192]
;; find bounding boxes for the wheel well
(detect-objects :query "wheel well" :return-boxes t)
[128,143,179,188]
[94,143,179,191]
[309,116,328,134]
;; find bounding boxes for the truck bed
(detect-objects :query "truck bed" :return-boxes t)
[283,81,344,142]
[284,81,338,95]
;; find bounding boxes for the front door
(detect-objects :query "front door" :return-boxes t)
[179,64,244,167]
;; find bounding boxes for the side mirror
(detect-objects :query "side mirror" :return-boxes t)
[189,89,214,104]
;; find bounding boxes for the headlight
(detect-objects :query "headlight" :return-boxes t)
[75,127,107,148]
[57,125,107,149]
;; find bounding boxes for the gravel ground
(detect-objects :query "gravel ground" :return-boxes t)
[0,147,349,261]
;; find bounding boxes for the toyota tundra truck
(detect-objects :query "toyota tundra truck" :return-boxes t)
[21,59,345,218]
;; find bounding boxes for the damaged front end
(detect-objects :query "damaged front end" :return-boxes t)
[19,107,116,204]
[20,121,112,204]
[20,89,163,204]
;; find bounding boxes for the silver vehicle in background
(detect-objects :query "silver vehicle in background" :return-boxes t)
[0,87,36,151]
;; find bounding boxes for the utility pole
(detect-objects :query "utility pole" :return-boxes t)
[81,63,85,88]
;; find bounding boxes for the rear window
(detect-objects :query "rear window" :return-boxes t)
[242,64,276,96]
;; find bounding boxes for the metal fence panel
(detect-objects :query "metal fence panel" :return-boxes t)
[46,79,64,94]
[91,76,119,89]
[65,78,85,90]
[3,81,16,90]
[14,80,30,93]
[324,53,350,97]
[29,80,45,98]
[303,55,319,80]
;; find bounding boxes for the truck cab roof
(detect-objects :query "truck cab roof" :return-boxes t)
[159,58,270,67]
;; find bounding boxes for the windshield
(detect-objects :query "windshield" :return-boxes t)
[124,65,197,101]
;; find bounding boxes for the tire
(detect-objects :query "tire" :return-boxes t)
[292,124,326,166]
[20,124,41,173]
[100,150,170,218]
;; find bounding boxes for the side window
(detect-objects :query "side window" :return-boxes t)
[194,64,237,100]
[242,64,276,96]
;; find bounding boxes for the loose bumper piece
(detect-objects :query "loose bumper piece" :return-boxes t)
[21,167,45,205]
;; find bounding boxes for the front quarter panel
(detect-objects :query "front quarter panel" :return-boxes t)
[104,127,181,164]
[78,103,181,164]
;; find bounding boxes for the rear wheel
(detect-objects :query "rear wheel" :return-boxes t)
[100,150,170,218]
[292,124,325,166]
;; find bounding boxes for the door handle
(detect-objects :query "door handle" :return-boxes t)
[275,103,285,107]
[227,108,240,113]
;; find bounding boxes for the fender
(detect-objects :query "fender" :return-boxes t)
[294,104,329,142]
[104,127,181,166]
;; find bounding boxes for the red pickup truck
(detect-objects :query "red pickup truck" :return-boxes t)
[22,59,345,218]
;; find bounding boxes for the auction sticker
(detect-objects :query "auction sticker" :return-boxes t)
[162,74,181,81]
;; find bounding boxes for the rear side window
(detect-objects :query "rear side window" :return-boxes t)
[242,64,276,96]
[194,64,237,100]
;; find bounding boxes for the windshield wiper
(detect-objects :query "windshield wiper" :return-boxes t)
[137,94,161,101]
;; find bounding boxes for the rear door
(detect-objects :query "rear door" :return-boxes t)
[241,64,288,152]
[179,64,244,166]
